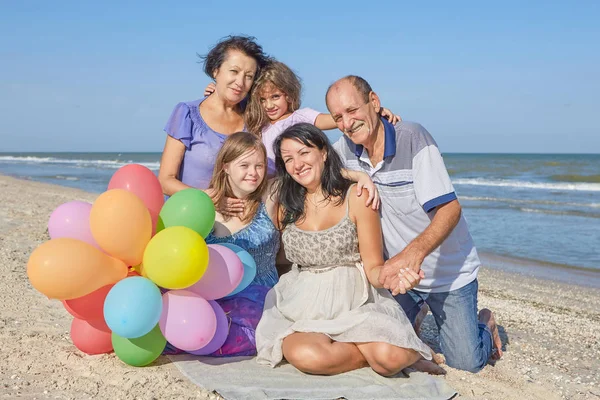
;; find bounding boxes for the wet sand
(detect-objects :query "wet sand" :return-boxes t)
[1,174,599,399]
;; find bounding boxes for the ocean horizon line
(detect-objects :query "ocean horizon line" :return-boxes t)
[2,151,599,156]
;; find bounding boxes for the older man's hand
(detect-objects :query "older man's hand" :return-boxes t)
[379,247,426,295]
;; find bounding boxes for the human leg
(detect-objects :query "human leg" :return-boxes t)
[426,279,494,372]
[282,332,368,375]
[356,342,422,376]
[394,289,427,324]
[478,308,503,360]
[413,302,430,336]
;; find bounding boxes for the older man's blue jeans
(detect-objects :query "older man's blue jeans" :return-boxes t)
[394,279,493,373]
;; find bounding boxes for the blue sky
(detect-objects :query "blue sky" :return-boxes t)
[1,1,598,153]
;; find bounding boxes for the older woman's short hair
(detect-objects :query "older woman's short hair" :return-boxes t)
[200,35,270,79]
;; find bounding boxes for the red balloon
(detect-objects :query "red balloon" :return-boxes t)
[63,300,84,320]
[63,269,138,321]
[87,317,111,332]
[108,164,164,234]
[63,284,112,321]
[70,318,113,355]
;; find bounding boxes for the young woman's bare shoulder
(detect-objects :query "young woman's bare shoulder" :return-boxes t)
[348,184,378,220]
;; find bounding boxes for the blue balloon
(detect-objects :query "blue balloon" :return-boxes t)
[219,243,257,297]
[104,277,163,339]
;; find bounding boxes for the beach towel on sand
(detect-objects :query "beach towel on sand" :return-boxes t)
[169,354,457,400]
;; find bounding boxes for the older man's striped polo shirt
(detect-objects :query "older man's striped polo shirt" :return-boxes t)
[333,119,480,293]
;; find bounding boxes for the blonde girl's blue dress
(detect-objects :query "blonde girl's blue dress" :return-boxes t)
[204,202,280,356]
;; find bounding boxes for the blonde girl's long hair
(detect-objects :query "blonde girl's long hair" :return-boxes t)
[245,60,302,137]
[208,132,268,223]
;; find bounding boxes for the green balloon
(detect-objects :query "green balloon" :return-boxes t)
[112,324,166,367]
[158,188,216,238]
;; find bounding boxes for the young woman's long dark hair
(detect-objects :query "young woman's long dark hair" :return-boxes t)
[273,123,352,228]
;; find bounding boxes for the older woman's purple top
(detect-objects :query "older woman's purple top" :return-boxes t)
[164,97,230,189]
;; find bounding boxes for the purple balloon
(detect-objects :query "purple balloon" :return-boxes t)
[187,245,244,300]
[48,201,101,249]
[187,300,228,355]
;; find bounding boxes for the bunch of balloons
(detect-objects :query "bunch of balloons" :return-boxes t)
[27,164,257,367]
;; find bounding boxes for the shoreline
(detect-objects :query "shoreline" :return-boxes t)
[1,174,600,399]
[479,252,600,289]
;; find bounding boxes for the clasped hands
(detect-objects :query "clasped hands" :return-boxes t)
[378,250,425,296]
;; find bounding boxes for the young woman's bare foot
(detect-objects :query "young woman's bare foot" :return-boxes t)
[430,349,446,365]
[478,308,503,360]
[410,359,446,375]
[413,303,429,336]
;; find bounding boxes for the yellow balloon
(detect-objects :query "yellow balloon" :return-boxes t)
[142,226,209,289]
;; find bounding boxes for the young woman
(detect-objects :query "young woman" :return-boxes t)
[255,123,442,376]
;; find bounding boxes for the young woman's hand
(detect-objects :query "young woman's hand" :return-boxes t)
[204,82,216,97]
[380,107,401,125]
[356,173,380,210]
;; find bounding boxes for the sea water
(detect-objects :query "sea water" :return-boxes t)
[1,152,598,276]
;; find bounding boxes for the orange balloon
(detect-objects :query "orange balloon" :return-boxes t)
[108,164,164,235]
[71,318,113,355]
[27,238,128,300]
[90,189,152,266]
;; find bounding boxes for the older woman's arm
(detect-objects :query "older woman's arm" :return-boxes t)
[349,185,385,288]
[158,136,191,196]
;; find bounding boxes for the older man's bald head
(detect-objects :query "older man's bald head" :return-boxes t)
[326,75,373,105]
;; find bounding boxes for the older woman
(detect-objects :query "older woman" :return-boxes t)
[159,35,269,195]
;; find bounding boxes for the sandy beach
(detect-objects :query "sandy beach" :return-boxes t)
[1,173,599,400]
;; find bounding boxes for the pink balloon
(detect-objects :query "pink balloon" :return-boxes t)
[48,201,100,249]
[159,290,217,351]
[108,164,164,234]
[187,245,244,300]
[187,300,229,355]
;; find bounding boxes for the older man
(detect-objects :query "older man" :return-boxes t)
[326,75,502,373]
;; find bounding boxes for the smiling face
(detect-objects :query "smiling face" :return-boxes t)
[326,80,381,147]
[224,148,266,197]
[280,138,327,191]
[213,50,258,105]
[259,82,292,123]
